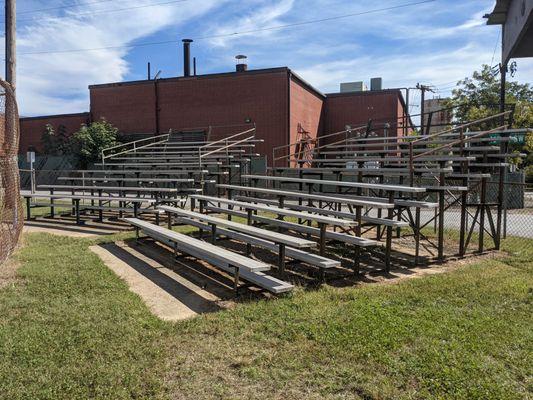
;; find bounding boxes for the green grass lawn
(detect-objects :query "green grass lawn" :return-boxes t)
[0,229,531,399]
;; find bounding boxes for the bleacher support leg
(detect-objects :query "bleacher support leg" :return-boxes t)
[233,266,240,298]
[437,190,445,262]
[385,192,394,272]
[74,199,81,225]
[50,189,55,218]
[98,189,103,222]
[479,177,487,253]
[278,243,286,278]
[319,223,326,256]
[459,191,467,257]
[354,206,362,274]
[246,209,253,256]
[415,207,421,266]
[209,223,217,244]
[25,197,31,220]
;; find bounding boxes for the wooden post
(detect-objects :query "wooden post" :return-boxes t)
[5,0,16,89]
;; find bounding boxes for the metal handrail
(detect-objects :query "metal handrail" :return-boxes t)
[407,111,513,184]
[200,136,256,159]
[410,111,511,144]
[313,112,513,156]
[272,125,367,167]
[196,126,258,192]
[199,127,256,150]
[101,132,170,163]
[413,125,508,160]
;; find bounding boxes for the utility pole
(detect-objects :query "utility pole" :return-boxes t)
[416,83,434,134]
[5,0,16,89]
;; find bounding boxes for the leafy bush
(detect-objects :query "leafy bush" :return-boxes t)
[41,124,69,155]
[525,165,533,184]
[69,120,119,168]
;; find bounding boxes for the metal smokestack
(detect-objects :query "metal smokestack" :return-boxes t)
[182,39,193,77]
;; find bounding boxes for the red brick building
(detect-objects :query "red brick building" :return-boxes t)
[19,66,410,165]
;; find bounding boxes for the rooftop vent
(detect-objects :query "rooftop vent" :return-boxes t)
[235,54,248,72]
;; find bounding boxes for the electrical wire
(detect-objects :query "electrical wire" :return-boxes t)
[196,0,437,40]
[2,0,117,16]
[15,0,437,56]
[0,0,191,25]
[490,30,501,66]
[432,79,461,88]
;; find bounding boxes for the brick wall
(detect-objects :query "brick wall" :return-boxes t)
[289,75,324,154]
[323,90,404,144]
[90,69,289,160]
[19,113,90,154]
[17,69,409,164]
[90,83,156,134]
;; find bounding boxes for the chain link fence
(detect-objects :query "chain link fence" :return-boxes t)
[502,182,532,239]
[0,79,23,265]
[271,169,532,245]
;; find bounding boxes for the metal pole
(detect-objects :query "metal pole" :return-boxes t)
[6,0,16,89]
[405,88,410,136]
[30,157,35,193]
[419,84,425,133]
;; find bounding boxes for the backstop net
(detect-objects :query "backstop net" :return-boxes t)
[0,79,23,265]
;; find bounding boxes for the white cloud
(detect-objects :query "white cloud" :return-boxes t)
[207,0,296,47]
[295,42,518,94]
[11,0,224,116]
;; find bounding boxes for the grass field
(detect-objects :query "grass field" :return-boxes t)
[0,228,531,400]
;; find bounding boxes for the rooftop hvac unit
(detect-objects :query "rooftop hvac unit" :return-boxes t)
[340,81,367,93]
[370,77,382,91]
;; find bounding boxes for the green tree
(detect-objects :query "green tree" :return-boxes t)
[446,64,533,131]
[41,124,68,155]
[69,120,119,168]
[445,65,533,169]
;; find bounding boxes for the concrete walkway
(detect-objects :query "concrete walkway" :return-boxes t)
[91,241,225,321]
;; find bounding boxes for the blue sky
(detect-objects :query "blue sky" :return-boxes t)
[5,0,533,116]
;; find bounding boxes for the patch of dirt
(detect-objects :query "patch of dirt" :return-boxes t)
[330,250,505,288]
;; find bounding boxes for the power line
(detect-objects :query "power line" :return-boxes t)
[490,30,501,66]
[196,0,437,40]
[0,0,191,25]
[15,0,437,56]
[432,79,460,88]
[2,0,116,16]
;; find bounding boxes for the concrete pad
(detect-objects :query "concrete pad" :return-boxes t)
[90,241,224,321]
[24,218,127,238]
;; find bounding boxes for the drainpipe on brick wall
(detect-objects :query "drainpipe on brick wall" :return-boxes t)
[154,79,160,135]
[286,69,292,169]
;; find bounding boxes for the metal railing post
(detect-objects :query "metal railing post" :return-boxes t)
[408,141,414,186]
